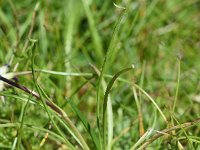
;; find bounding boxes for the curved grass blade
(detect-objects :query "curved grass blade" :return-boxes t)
[103,66,134,149]
[97,9,127,121]
[133,84,168,124]
[95,10,127,149]
[14,70,130,83]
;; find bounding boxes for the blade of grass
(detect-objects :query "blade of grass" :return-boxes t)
[131,128,154,150]
[0,122,19,128]
[138,61,146,136]
[106,93,113,150]
[38,9,47,54]
[172,114,195,150]
[96,9,126,139]
[16,94,32,150]
[81,0,103,61]
[89,64,110,150]
[130,109,157,150]
[67,98,100,149]
[132,86,144,137]
[172,58,181,112]
[52,114,82,146]
[11,137,17,150]
[92,64,115,150]
[133,84,168,124]
[0,92,38,105]
[171,58,182,148]
[103,66,134,149]
[14,70,130,83]
[25,124,66,143]
[64,0,78,97]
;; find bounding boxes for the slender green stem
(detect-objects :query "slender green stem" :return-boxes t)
[133,84,168,124]
[173,58,181,112]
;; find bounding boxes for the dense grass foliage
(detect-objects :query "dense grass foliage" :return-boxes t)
[0,0,200,149]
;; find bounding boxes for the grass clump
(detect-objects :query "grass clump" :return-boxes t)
[0,0,200,149]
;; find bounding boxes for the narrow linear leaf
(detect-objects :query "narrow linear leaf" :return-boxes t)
[68,99,100,150]
[103,66,134,148]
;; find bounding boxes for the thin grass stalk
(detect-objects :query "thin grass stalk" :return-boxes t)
[133,84,168,124]
[97,10,126,124]
[173,58,181,112]
[137,118,200,150]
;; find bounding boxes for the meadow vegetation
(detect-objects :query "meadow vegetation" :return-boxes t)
[0,0,200,149]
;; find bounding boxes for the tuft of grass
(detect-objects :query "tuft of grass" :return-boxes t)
[1,0,200,149]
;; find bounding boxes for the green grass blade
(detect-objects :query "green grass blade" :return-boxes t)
[97,9,126,131]
[24,124,66,143]
[131,110,157,150]
[64,0,79,96]
[81,0,103,60]
[0,92,38,105]
[35,83,76,149]
[11,137,17,150]
[103,66,134,149]
[16,95,31,149]
[68,99,100,149]
[133,84,168,124]
[172,115,195,150]
[173,58,181,112]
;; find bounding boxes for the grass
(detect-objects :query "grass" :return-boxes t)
[0,0,200,149]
